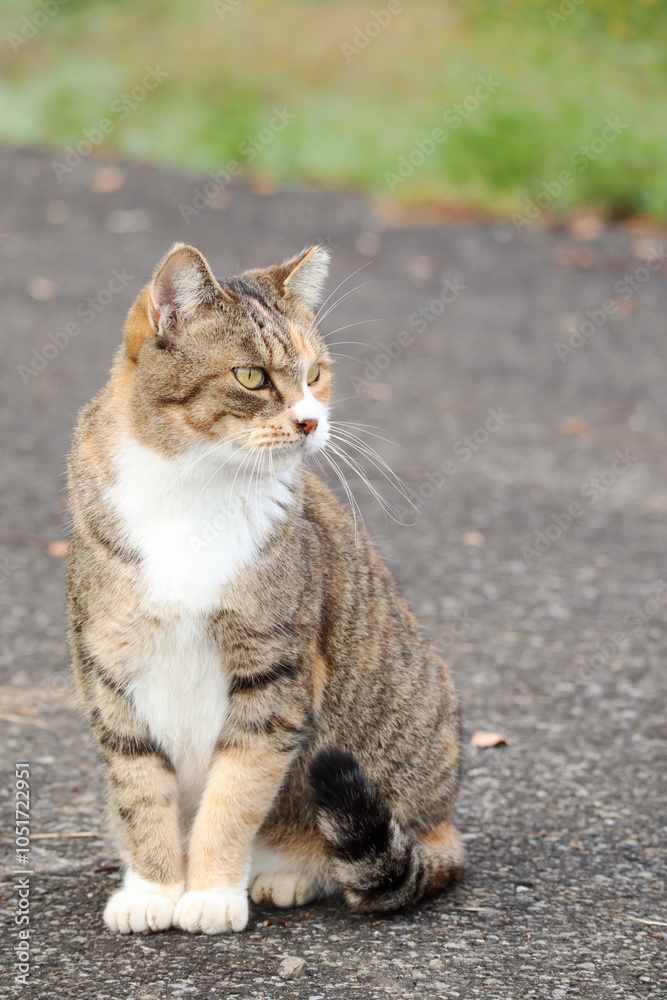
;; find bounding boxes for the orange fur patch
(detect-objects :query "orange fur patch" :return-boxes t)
[288,324,315,362]
[108,356,138,411]
[261,828,328,866]
[188,745,292,888]
[124,286,153,362]
[421,819,460,851]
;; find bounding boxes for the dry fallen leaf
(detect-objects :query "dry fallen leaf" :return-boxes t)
[27,277,58,301]
[471,730,511,748]
[615,293,638,316]
[632,237,664,261]
[552,245,597,270]
[567,214,604,242]
[559,417,589,437]
[47,539,69,557]
[621,214,662,236]
[360,381,392,402]
[89,166,127,194]
[462,531,485,547]
[250,175,280,196]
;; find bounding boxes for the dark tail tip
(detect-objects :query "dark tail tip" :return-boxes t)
[309,747,392,861]
[310,748,369,807]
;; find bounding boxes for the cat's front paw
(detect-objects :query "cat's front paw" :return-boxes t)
[250,871,320,908]
[104,874,184,934]
[174,888,248,934]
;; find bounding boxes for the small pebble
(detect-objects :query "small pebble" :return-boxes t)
[279,956,307,980]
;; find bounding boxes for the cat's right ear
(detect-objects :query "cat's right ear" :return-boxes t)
[125,244,226,360]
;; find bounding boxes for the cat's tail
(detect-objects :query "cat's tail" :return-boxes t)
[309,748,463,914]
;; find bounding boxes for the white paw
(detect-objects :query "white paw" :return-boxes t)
[174,888,248,934]
[250,871,319,908]
[103,876,184,934]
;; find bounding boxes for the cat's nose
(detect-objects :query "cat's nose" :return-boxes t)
[295,419,318,436]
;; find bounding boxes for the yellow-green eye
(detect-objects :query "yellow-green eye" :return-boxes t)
[234,366,266,389]
[307,363,320,385]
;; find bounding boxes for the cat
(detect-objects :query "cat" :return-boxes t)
[66,242,463,935]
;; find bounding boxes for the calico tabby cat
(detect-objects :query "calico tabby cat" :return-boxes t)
[66,243,463,935]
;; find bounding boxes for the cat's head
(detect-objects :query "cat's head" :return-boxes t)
[120,243,331,471]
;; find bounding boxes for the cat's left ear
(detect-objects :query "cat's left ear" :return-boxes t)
[148,243,226,339]
[277,245,330,311]
[125,243,229,360]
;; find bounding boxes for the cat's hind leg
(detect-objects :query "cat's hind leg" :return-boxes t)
[249,836,333,908]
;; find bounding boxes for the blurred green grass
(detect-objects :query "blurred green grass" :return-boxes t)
[1,0,666,219]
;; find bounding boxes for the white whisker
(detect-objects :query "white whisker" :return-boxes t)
[323,318,383,341]
[307,262,372,334]
[314,280,374,330]
[325,443,407,524]
[328,430,414,504]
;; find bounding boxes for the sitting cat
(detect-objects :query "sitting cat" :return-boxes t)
[66,243,463,934]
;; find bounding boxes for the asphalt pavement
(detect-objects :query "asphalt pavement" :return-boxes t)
[0,148,665,999]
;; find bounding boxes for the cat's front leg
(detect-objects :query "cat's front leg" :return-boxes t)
[175,717,306,934]
[89,690,185,933]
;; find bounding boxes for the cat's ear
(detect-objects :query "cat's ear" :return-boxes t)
[125,244,227,359]
[148,243,225,340]
[278,245,330,311]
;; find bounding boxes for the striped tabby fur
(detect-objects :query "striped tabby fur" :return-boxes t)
[66,243,463,935]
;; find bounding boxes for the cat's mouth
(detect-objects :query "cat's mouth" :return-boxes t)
[234,421,329,459]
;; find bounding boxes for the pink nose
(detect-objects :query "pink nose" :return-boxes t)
[296,419,318,436]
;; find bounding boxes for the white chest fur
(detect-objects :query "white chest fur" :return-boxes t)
[106,436,295,809]
[127,618,229,818]
[106,436,295,615]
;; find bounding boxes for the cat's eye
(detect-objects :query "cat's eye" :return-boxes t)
[234,367,267,390]
[307,363,320,385]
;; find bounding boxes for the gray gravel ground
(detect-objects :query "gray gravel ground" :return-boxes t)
[0,148,665,999]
